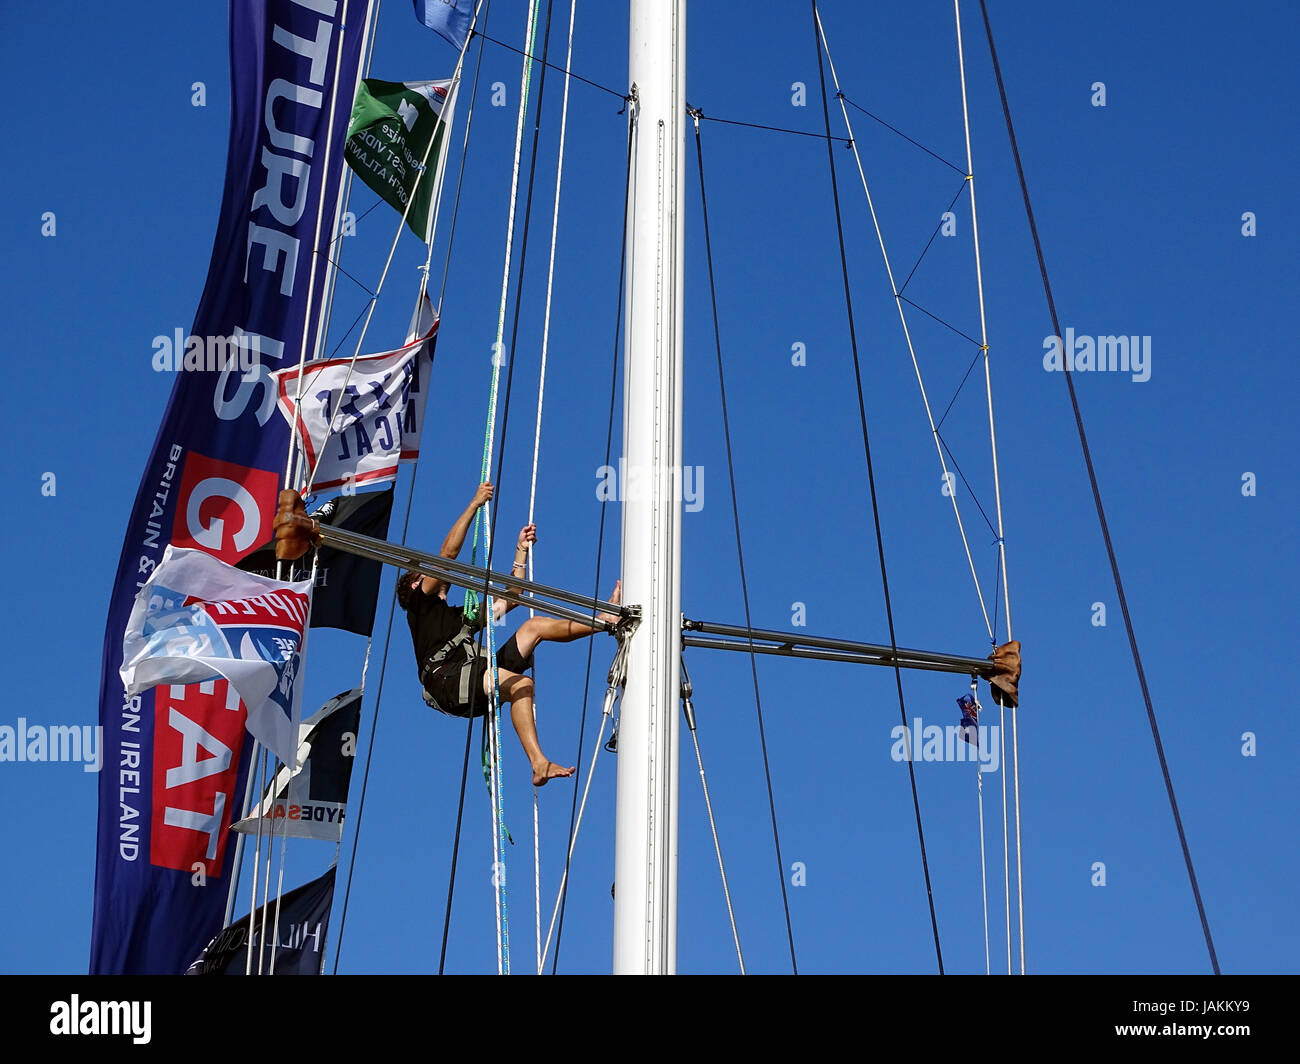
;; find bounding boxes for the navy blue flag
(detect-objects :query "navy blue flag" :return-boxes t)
[185,865,337,975]
[413,0,474,49]
[90,0,371,976]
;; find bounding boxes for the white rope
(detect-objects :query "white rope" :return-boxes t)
[999,700,1011,973]
[267,822,290,973]
[224,737,261,928]
[684,696,745,973]
[267,550,322,974]
[965,680,989,976]
[1009,704,1024,973]
[815,12,994,642]
[256,770,276,974]
[244,747,268,975]
[952,0,1023,974]
[486,669,505,976]
[526,0,579,979]
[539,684,617,973]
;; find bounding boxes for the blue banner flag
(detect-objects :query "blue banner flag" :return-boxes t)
[90,0,371,975]
[413,0,473,49]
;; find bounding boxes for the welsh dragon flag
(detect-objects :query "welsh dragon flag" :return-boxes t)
[345,78,456,242]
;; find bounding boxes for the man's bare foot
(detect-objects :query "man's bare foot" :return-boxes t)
[532,760,576,787]
[597,580,622,628]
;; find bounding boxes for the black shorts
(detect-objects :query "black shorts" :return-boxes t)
[423,633,533,719]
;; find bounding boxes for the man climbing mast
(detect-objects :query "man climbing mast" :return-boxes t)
[395,481,621,786]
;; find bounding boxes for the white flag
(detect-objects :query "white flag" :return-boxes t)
[120,545,313,769]
[272,314,437,492]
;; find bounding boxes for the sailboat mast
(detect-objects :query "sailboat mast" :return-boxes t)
[614,0,686,974]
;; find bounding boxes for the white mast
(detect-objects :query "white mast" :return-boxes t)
[614,0,685,974]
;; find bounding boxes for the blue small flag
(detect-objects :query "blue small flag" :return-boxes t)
[414,0,474,50]
[957,692,980,748]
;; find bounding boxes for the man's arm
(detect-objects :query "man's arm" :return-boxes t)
[418,482,493,597]
[493,523,536,619]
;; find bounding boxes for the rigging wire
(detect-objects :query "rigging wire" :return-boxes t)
[526,0,580,976]
[837,91,967,176]
[811,0,944,973]
[471,27,626,102]
[897,180,970,296]
[896,293,984,349]
[549,114,634,975]
[976,0,1220,974]
[999,696,1011,973]
[814,10,994,646]
[691,109,798,974]
[679,655,746,973]
[693,111,849,145]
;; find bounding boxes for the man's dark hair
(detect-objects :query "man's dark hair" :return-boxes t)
[396,569,421,611]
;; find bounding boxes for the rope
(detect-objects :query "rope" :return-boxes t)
[549,112,634,975]
[539,681,619,972]
[525,0,579,978]
[268,551,322,974]
[468,0,551,976]
[223,738,261,928]
[692,111,798,973]
[470,27,625,101]
[953,0,1022,973]
[971,680,990,976]
[243,747,268,975]
[693,110,849,145]
[976,0,1220,975]
[811,0,944,973]
[999,700,1011,973]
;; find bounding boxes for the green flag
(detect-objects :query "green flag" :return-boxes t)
[345,78,455,243]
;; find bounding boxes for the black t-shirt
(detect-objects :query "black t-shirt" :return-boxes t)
[404,589,473,672]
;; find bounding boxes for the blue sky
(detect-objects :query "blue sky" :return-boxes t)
[1,0,1296,975]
